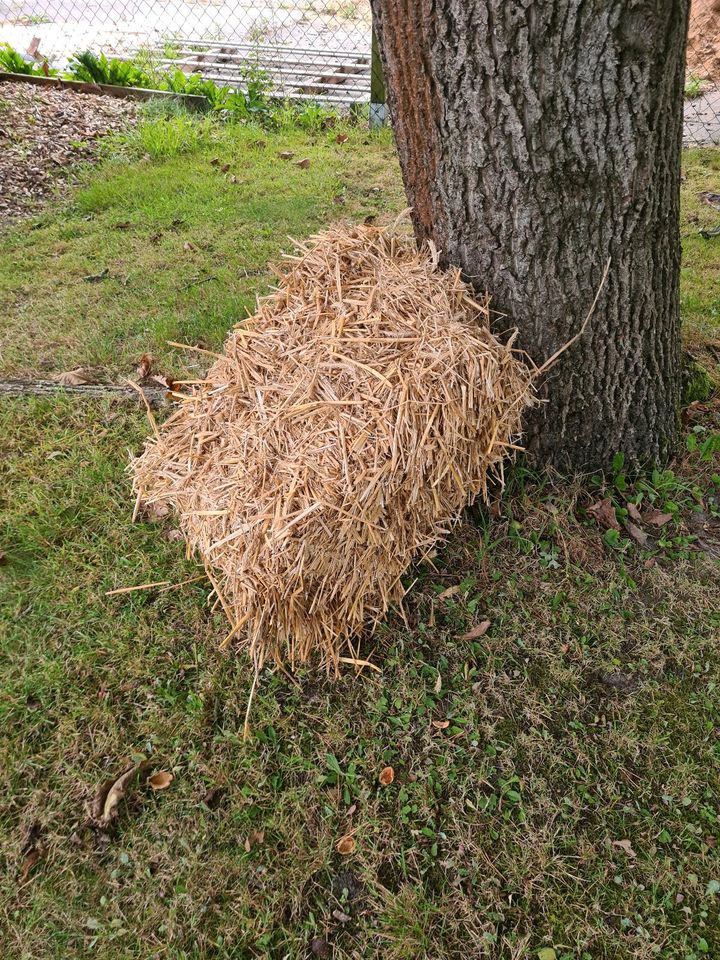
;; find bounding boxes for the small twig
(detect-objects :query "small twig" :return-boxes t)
[338,655,382,674]
[180,274,218,292]
[535,257,612,376]
[243,660,261,741]
[125,378,160,440]
[106,579,171,596]
[167,340,225,360]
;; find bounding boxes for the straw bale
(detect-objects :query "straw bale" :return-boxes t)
[131,223,535,670]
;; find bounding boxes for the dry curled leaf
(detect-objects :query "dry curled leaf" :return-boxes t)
[162,528,184,543]
[612,838,637,858]
[91,761,148,828]
[56,368,90,386]
[220,163,230,173]
[433,672,442,693]
[437,584,460,600]
[278,151,295,160]
[378,766,395,786]
[460,619,491,641]
[0,548,6,565]
[587,498,620,531]
[183,241,196,252]
[142,500,170,521]
[252,139,267,149]
[336,835,356,855]
[136,353,153,379]
[643,506,673,527]
[625,521,649,547]
[243,829,265,851]
[296,158,311,169]
[335,133,349,144]
[626,501,643,523]
[18,847,42,886]
[431,719,450,730]
[151,373,175,390]
[210,157,220,166]
[147,770,173,791]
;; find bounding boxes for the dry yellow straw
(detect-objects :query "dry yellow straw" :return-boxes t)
[131,222,535,673]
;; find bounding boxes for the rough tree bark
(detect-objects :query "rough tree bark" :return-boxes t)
[369,0,690,471]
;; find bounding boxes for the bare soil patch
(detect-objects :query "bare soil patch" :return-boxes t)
[689,0,720,84]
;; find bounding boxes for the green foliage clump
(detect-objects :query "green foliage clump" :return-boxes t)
[2,41,341,130]
[66,50,148,87]
[0,41,57,76]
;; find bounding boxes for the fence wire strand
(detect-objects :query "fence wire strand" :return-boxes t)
[1,1,719,141]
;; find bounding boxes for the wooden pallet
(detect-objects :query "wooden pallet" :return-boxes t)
[130,39,372,104]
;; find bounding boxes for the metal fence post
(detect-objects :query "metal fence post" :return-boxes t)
[369,26,387,129]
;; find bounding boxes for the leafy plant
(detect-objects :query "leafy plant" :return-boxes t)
[685,74,703,100]
[66,50,149,87]
[0,42,57,76]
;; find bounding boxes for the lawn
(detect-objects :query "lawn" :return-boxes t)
[1,111,719,960]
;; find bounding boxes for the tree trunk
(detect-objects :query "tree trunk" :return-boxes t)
[369,0,689,471]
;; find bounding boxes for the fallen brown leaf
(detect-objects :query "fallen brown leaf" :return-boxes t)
[56,368,90,386]
[136,353,153,379]
[278,151,295,160]
[147,770,173,791]
[626,501,643,523]
[0,548,6,565]
[437,584,460,600]
[18,847,42,886]
[336,835,356,855]
[612,838,636,858]
[91,761,148,828]
[296,158,311,169]
[588,498,620,531]
[643,506,673,527]
[379,766,394,786]
[162,528,184,542]
[253,139,267,149]
[220,163,230,173]
[142,500,170,520]
[332,908,351,923]
[335,133,349,144]
[625,521,649,547]
[460,619,491,640]
[244,829,265,851]
[431,719,450,730]
[183,241,196,252]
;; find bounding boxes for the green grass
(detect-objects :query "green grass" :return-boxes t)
[1,116,719,960]
[0,120,402,378]
[681,150,720,375]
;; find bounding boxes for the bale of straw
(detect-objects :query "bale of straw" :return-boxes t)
[131,223,535,671]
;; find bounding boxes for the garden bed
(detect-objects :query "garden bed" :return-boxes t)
[0,79,137,223]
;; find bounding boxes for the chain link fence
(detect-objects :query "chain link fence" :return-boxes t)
[1,0,719,141]
[0,0,379,106]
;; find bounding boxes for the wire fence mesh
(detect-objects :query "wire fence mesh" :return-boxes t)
[1,0,719,141]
